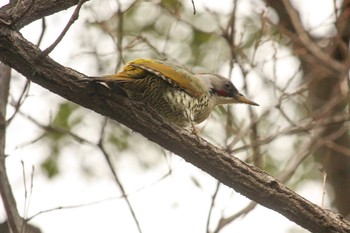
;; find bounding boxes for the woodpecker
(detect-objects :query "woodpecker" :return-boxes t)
[87,58,258,127]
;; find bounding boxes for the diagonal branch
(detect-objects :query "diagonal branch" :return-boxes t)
[0,22,349,233]
[0,0,88,29]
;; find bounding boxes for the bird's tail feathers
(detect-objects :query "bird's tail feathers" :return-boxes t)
[81,74,134,83]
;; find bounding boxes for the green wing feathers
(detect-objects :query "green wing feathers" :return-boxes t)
[129,59,206,97]
[88,58,206,97]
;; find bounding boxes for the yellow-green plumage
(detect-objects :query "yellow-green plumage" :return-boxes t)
[88,59,258,127]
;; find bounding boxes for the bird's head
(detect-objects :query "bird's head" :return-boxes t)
[197,73,259,106]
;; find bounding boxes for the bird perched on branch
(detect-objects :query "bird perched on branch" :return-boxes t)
[86,58,258,127]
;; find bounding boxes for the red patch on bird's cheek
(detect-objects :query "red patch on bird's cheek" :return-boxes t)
[216,89,228,97]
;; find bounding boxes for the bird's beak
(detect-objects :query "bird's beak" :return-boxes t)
[235,93,259,106]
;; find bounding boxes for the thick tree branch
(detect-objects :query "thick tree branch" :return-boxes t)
[0,0,88,29]
[0,22,349,233]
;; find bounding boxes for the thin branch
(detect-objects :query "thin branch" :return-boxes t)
[213,132,318,233]
[20,161,35,233]
[216,126,316,233]
[191,0,196,15]
[41,0,86,57]
[213,202,257,233]
[17,110,93,145]
[206,181,220,233]
[27,169,172,222]
[281,0,346,73]
[7,80,30,126]
[277,139,315,183]
[37,18,46,47]
[0,63,23,233]
[324,140,350,157]
[28,196,125,221]
[230,110,350,154]
[98,118,143,233]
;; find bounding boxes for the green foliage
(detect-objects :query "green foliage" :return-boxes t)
[106,123,132,152]
[160,0,183,13]
[52,102,81,130]
[41,153,59,178]
[40,102,81,178]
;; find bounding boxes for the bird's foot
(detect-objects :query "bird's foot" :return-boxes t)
[190,122,201,138]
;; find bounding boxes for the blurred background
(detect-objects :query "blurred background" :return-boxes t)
[1,0,349,232]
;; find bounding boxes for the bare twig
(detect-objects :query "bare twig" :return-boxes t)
[281,0,346,73]
[230,110,350,154]
[28,169,172,221]
[7,80,30,126]
[98,118,143,233]
[41,0,86,57]
[28,196,124,221]
[191,0,196,15]
[17,110,93,145]
[0,63,23,233]
[37,18,46,47]
[206,181,220,233]
[20,161,35,233]
[213,202,257,233]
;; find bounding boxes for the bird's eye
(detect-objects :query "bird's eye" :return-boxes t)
[224,82,232,89]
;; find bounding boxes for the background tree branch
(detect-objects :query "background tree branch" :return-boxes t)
[0,15,350,233]
[0,63,23,233]
[266,0,350,218]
